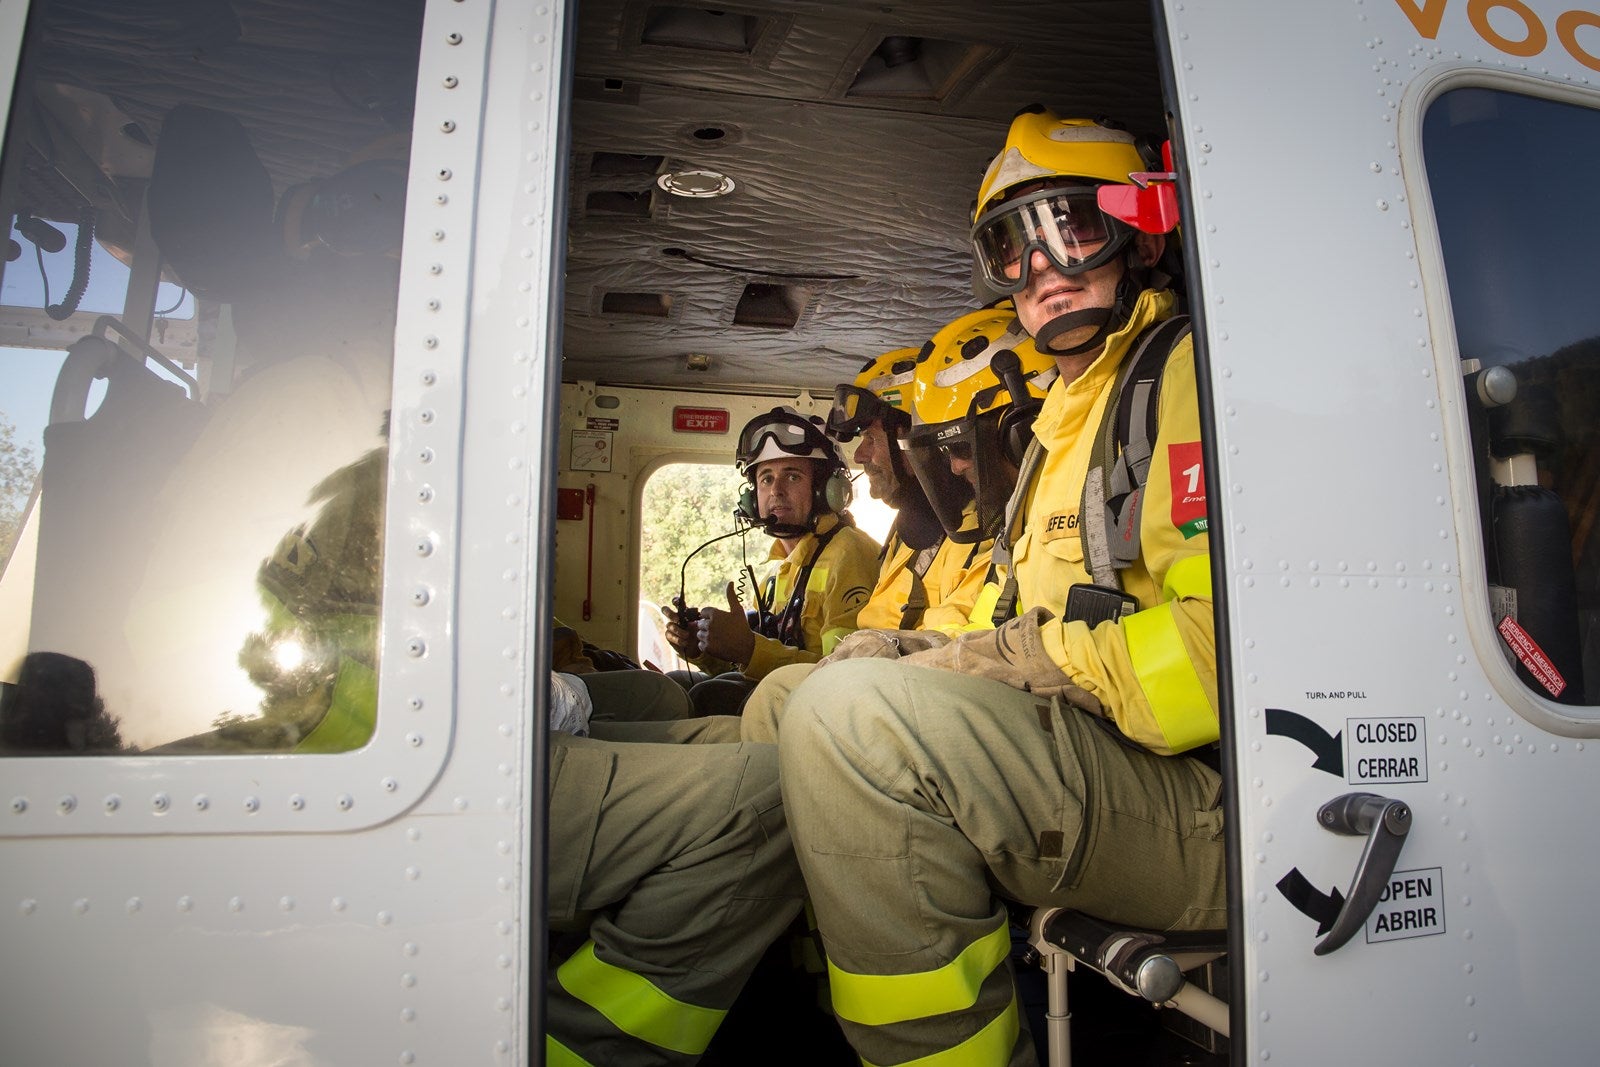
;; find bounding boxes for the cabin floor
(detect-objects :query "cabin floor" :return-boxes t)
[705,922,1229,1066]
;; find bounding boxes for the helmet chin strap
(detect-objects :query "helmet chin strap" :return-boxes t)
[1032,306,1113,356]
[1029,263,1145,357]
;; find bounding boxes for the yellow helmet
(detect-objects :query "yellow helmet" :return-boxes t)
[825,346,919,442]
[973,111,1147,220]
[903,306,1055,542]
[970,112,1154,301]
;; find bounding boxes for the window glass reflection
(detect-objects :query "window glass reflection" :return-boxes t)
[0,0,423,753]
[1425,88,1600,705]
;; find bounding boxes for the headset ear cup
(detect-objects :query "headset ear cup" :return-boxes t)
[736,485,759,523]
[999,402,1041,467]
[823,468,852,514]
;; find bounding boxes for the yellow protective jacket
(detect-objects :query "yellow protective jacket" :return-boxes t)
[856,507,993,635]
[696,513,880,680]
[1009,288,1216,755]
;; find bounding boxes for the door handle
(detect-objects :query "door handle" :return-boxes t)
[1313,792,1413,956]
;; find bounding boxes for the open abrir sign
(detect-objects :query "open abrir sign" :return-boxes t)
[1368,867,1446,944]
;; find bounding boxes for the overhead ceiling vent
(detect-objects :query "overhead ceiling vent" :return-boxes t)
[640,6,762,53]
[585,189,656,218]
[601,291,674,318]
[845,35,1003,101]
[590,152,665,176]
[734,283,810,330]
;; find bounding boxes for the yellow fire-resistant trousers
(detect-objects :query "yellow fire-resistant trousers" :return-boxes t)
[779,659,1225,1067]
[547,735,804,1065]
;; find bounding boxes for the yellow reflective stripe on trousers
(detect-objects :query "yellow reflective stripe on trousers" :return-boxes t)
[1162,553,1213,601]
[545,1035,594,1067]
[1124,601,1215,753]
[828,922,1011,1026]
[556,941,727,1055]
[861,996,1020,1067]
[821,625,853,655]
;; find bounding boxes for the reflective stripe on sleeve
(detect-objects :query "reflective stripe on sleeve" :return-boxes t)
[1162,552,1212,601]
[821,626,854,655]
[1124,602,1215,753]
[828,922,1010,1026]
[556,941,727,1055]
[861,996,1020,1067]
[545,1035,594,1067]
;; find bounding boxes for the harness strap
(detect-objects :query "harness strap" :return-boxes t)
[1082,315,1191,589]
[989,435,1046,626]
[990,315,1190,625]
[897,541,942,629]
[770,523,842,651]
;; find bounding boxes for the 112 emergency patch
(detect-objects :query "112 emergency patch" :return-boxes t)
[1168,441,1208,539]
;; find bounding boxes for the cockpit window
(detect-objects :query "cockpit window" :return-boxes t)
[1424,87,1600,706]
[0,0,423,754]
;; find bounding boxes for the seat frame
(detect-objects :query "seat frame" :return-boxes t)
[1025,907,1229,1067]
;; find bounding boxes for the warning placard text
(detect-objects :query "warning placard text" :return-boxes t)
[1366,867,1446,944]
[1344,716,1427,784]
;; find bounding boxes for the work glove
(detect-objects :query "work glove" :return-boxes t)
[818,628,951,665]
[899,606,1104,715]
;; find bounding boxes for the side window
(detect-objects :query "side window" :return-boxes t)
[1424,87,1600,705]
[633,457,895,667]
[0,1,423,754]
[636,462,747,667]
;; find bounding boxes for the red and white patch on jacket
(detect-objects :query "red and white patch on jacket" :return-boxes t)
[1168,441,1208,539]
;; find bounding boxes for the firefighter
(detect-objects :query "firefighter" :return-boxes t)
[739,317,1052,743]
[664,405,881,714]
[776,111,1224,1066]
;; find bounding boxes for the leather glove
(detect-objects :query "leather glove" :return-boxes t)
[899,607,1105,715]
[818,628,952,665]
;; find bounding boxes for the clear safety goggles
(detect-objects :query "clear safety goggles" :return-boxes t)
[970,186,1132,294]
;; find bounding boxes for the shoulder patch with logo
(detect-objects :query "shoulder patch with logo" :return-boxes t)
[1168,441,1208,539]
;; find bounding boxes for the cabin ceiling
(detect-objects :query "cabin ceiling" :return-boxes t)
[562,0,1169,394]
[5,0,1168,396]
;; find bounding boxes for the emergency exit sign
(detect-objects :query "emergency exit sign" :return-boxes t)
[673,406,729,433]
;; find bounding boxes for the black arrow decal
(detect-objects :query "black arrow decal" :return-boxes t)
[1265,707,1343,776]
[1276,868,1346,936]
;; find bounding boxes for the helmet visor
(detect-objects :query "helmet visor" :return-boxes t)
[902,420,994,544]
[827,384,898,442]
[971,186,1132,295]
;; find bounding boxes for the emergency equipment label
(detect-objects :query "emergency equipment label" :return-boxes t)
[1366,867,1445,944]
[1344,717,1427,784]
[570,430,613,473]
[1167,441,1207,539]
